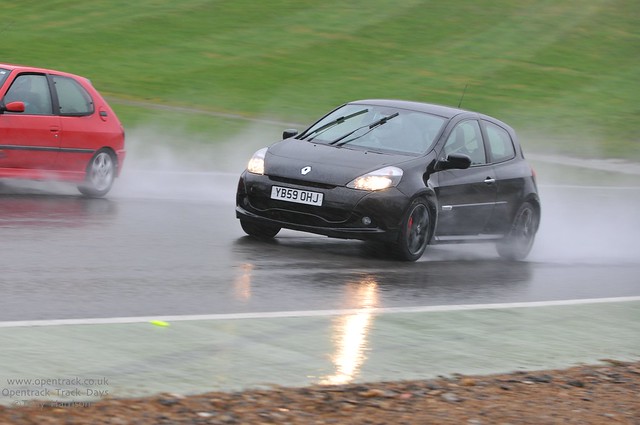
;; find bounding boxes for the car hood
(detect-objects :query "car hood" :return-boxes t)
[265,139,411,186]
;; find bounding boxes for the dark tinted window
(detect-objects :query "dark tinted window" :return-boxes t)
[484,121,515,163]
[443,120,486,165]
[4,73,53,115]
[53,75,94,115]
[300,104,446,155]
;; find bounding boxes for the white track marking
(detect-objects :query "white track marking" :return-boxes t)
[1,296,639,329]
[538,184,640,191]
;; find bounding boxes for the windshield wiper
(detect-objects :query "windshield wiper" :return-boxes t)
[301,108,368,141]
[330,112,399,146]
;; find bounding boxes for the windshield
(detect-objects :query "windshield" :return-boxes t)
[299,104,446,155]
[0,68,11,88]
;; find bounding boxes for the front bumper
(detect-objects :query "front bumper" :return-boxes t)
[235,171,411,243]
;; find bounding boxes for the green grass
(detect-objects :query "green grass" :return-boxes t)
[2,0,639,159]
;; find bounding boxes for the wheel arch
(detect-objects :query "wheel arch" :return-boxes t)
[522,193,541,231]
[408,188,438,245]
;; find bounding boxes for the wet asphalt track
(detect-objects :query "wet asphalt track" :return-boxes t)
[1,165,639,402]
[1,169,639,321]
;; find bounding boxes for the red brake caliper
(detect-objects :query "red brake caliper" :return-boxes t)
[408,216,413,230]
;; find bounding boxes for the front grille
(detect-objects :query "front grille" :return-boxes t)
[250,195,351,224]
[268,175,336,190]
[266,209,349,227]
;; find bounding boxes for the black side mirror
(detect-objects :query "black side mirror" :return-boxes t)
[436,153,471,171]
[283,129,298,139]
[0,101,25,114]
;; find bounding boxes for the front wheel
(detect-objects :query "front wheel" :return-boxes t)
[240,219,281,239]
[392,199,431,261]
[496,201,539,260]
[78,150,116,198]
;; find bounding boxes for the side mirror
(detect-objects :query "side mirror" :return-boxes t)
[283,129,298,139]
[436,153,471,171]
[0,101,25,114]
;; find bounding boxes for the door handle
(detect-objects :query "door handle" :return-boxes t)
[484,177,496,185]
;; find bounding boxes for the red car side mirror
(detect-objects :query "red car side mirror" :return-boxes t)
[2,101,26,113]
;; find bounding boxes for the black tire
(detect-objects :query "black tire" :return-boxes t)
[240,219,281,239]
[393,198,431,261]
[78,149,116,198]
[496,201,539,260]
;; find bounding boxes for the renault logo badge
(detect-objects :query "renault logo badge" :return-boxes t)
[301,166,312,175]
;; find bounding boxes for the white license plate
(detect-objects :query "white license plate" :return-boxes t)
[271,186,323,206]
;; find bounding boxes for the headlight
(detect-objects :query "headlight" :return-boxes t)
[247,147,268,175]
[347,166,403,191]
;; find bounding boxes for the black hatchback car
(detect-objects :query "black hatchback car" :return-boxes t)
[236,99,540,261]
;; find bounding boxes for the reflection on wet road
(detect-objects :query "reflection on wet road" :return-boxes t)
[321,278,378,386]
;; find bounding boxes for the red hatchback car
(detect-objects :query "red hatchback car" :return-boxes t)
[0,64,125,197]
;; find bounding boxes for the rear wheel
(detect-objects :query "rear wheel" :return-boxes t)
[393,199,431,261]
[240,219,281,239]
[78,150,116,198]
[496,201,539,260]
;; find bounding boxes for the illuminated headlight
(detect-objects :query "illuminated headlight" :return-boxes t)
[247,147,268,175]
[347,166,403,191]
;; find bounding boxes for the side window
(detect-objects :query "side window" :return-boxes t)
[4,74,53,115]
[53,75,94,115]
[443,120,486,165]
[484,121,515,163]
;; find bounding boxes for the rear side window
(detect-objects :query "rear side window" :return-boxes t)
[484,121,515,163]
[53,75,94,116]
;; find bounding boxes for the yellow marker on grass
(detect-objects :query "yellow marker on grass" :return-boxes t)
[150,320,170,327]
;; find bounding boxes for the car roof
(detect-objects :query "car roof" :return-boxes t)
[348,99,468,118]
[350,98,515,132]
[1,63,47,72]
[0,63,82,79]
